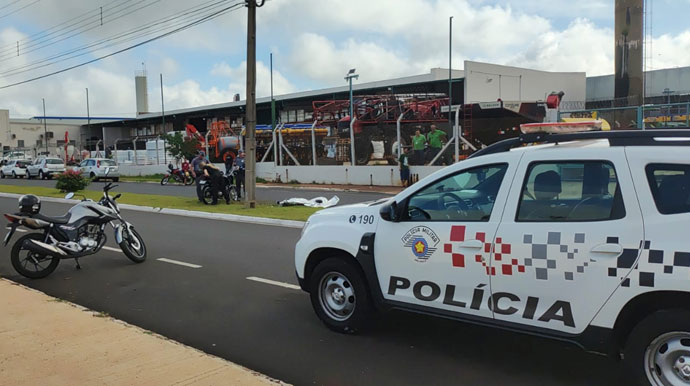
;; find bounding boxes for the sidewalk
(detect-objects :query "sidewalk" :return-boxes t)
[0,279,286,386]
[257,182,403,195]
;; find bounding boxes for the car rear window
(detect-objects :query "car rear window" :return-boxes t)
[16,160,29,167]
[646,164,690,215]
[46,159,63,164]
[100,160,116,166]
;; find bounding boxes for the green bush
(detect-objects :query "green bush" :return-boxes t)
[55,170,90,192]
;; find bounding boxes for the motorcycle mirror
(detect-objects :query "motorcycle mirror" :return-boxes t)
[64,192,75,200]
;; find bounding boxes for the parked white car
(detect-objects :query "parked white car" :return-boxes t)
[0,159,30,178]
[295,126,690,385]
[27,157,66,180]
[77,158,119,181]
[2,151,32,162]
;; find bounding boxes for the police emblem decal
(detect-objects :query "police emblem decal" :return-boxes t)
[401,226,440,262]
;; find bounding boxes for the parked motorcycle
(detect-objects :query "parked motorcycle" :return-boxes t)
[3,173,146,279]
[161,164,193,186]
[200,169,238,205]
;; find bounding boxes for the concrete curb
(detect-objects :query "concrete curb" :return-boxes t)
[0,192,306,228]
[120,179,398,194]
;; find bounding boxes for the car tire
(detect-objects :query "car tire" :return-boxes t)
[39,171,44,180]
[309,257,373,334]
[12,171,16,178]
[112,177,119,182]
[90,172,98,182]
[623,309,690,386]
[0,171,4,178]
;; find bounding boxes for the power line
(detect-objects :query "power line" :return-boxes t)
[0,0,25,11]
[0,1,244,89]
[0,0,40,20]
[0,0,233,76]
[0,0,129,53]
[0,0,158,61]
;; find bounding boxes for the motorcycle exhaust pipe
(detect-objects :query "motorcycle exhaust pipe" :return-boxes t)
[23,239,68,257]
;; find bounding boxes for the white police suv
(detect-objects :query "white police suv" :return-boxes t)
[295,124,690,385]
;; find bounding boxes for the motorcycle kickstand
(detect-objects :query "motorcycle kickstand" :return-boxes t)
[75,258,81,270]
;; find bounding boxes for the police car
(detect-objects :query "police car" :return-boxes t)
[295,123,690,385]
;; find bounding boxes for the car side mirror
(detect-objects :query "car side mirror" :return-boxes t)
[380,201,401,222]
[64,192,75,200]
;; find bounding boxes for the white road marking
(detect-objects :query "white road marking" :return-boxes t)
[156,258,202,269]
[246,276,301,290]
[102,246,123,253]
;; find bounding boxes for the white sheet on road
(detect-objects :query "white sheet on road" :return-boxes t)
[277,195,339,208]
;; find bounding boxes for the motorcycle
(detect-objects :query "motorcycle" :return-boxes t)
[200,168,238,205]
[3,177,146,279]
[161,164,193,186]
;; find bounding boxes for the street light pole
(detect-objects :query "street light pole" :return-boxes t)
[42,98,48,154]
[345,69,358,165]
[448,16,453,134]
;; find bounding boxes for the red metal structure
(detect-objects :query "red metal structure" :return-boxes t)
[185,121,240,162]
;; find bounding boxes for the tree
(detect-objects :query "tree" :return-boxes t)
[162,132,199,163]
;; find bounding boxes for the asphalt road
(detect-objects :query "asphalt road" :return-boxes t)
[0,177,390,206]
[0,197,624,386]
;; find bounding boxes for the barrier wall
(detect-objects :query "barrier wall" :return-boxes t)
[118,163,444,186]
[256,163,442,186]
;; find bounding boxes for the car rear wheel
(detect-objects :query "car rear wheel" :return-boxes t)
[309,257,373,334]
[623,309,690,385]
[39,171,44,180]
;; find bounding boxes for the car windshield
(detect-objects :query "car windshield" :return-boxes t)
[46,159,63,164]
[100,160,116,166]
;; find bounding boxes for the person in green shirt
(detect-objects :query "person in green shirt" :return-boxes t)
[427,124,446,165]
[398,146,411,187]
[411,129,426,165]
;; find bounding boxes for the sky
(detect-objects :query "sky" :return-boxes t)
[0,0,689,118]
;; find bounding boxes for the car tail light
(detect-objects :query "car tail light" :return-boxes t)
[97,160,101,168]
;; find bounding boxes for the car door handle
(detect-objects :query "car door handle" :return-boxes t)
[457,240,484,249]
[590,243,623,255]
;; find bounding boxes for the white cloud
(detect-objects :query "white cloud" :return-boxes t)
[210,60,296,97]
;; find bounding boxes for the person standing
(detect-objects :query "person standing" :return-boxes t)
[190,151,207,202]
[201,161,230,205]
[233,150,246,200]
[224,154,234,174]
[398,146,411,187]
[411,129,426,165]
[427,125,446,166]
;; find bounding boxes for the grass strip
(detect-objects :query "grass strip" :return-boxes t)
[0,184,319,221]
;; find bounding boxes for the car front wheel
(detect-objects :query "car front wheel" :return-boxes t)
[624,309,690,385]
[309,257,373,334]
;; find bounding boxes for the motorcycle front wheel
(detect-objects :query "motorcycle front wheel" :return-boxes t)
[11,233,60,279]
[201,186,215,205]
[160,176,170,185]
[119,227,147,263]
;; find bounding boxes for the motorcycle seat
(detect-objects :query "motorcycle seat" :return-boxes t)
[34,213,70,224]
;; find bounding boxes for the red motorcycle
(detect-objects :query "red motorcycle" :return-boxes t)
[161,164,193,186]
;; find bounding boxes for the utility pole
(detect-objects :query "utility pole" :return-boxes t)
[345,69,358,165]
[245,0,260,208]
[270,53,275,142]
[86,88,90,153]
[448,16,453,134]
[160,73,166,163]
[160,74,165,130]
[42,98,48,154]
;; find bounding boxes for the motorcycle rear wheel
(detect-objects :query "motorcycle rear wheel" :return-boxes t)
[11,233,60,279]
